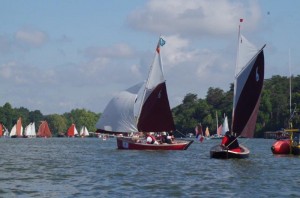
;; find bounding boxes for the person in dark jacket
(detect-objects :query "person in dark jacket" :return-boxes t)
[221,131,241,152]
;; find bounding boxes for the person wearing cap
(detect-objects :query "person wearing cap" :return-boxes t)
[221,131,241,152]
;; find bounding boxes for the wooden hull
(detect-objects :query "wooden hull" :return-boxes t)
[210,144,250,159]
[117,137,193,150]
[271,139,291,154]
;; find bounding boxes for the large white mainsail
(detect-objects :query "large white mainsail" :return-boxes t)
[96,83,143,133]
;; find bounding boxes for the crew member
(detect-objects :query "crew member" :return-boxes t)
[221,131,241,152]
[146,132,159,144]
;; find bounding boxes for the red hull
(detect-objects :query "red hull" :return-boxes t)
[117,137,193,150]
[271,139,291,154]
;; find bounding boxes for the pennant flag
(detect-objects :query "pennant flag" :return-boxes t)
[159,38,166,46]
[156,37,166,53]
[240,18,243,22]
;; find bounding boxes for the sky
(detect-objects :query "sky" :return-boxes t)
[0,0,300,115]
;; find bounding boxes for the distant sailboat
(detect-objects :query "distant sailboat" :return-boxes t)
[205,127,210,139]
[10,117,23,138]
[0,123,3,137]
[67,124,79,137]
[24,122,36,138]
[195,123,204,142]
[37,121,52,138]
[79,126,89,137]
[2,125,9,137]
[221,115,229,136]
[210,19,266,159]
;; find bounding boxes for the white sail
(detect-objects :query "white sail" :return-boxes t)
[96,83,143,133]
[10,124,16,137]
[221,116,229,136]
[25,122,36,137]
[3,126,9,137]
[24,123,31,136]
[80,126,89,136]
[74,126,79,136]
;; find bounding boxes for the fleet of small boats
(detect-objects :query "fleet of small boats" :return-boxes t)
[210,19,266,159]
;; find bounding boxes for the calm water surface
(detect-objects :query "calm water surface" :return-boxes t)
[0,137,299,197]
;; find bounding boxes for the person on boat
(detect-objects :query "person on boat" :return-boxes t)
[221,131,241,152]
[160,132,168,144]
[168,131,175,141]
[146,132,159,145]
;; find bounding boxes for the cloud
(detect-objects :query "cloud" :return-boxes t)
[15,28,48,48]
[127,0,262,37]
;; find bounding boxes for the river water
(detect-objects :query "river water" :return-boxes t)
[0,137,298,197]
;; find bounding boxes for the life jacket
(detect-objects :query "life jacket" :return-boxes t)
[147,135,156,144]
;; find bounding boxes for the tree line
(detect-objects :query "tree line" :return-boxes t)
[0,75,299,137]
[0,103,100,137]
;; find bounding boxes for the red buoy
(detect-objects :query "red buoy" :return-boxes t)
[271,139,291,154]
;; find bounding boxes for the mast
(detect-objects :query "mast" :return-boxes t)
[289,48,292,115]
[232,19,243,131]
[216,111,218,133]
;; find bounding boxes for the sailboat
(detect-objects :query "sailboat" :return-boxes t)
[96,37,193,150]
[37,121,52,138]
[24,122,36,138]
[221,115,229,136]
[0,123,3,137]
[211,112,224,139]
[2,125,9,137]
[79,126,90,137]
[10,117,24,138]
[205,127,211,139]
[210,19,266,159]
[67,124,79,137]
